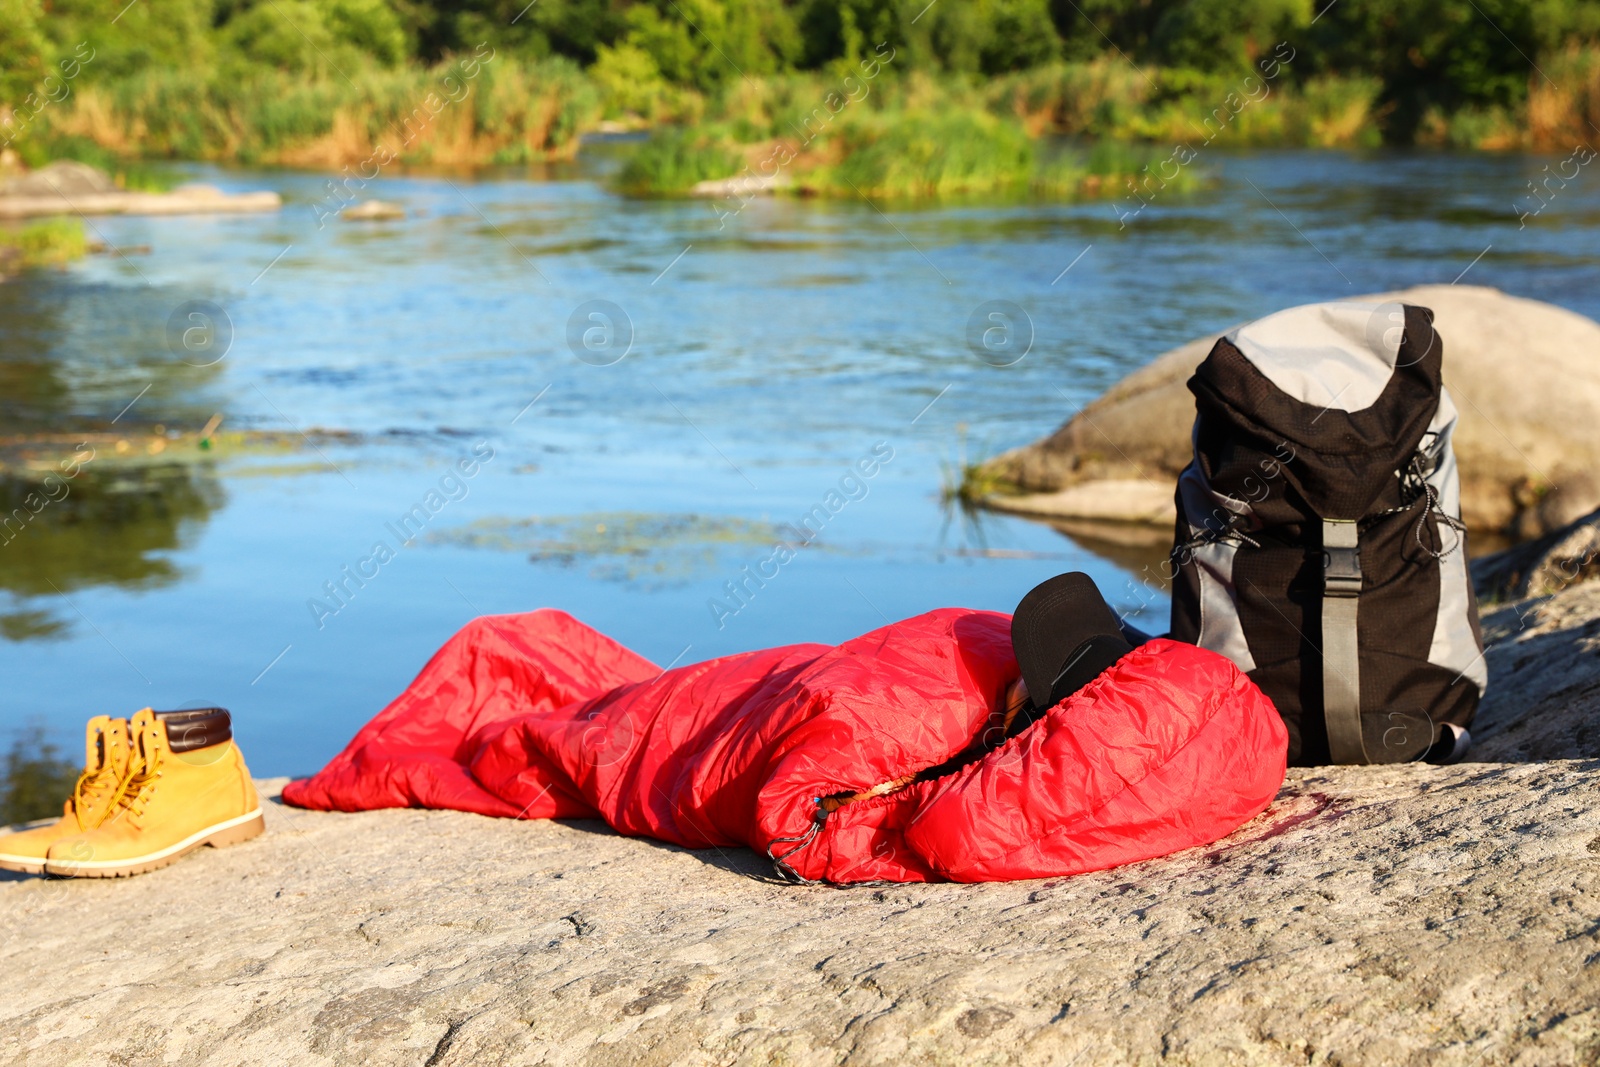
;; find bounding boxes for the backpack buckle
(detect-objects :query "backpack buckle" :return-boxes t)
[1322,520,1362,598]
[1324,548,1362,596]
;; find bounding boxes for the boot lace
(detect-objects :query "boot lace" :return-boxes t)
[69,738,119,831]
[108,745,163,827]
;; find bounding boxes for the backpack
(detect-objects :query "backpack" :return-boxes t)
[1168,301,1486,765]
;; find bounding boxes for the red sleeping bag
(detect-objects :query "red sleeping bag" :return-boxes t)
[284,608,1288,883]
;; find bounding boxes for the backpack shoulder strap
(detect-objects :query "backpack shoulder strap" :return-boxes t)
[1322,519,1368,764]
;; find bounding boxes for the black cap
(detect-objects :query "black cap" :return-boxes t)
[1010,573,1133,714]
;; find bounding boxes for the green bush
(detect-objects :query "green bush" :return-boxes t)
[223,0,408,73]
[13,0,1600,154]
[42,0,216,80]
[1304,0,1600,140]
[820,110,1037,197]
[591,42,672,118]
[0,0,48,106]
[924,0,1061,74]
[615,0,800,92]
[1150,0,1310,73]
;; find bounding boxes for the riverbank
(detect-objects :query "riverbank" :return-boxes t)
[3,568,1597,1065]
[13,52,1600,184]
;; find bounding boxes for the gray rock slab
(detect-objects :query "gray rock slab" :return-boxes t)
[3,760,1598,1066]
[4,574,1598,1066]
[4,582,1600,1065]
[1473,579,1600,763]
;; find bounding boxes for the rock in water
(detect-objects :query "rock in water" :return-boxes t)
[0,160,117,198]
[690,173,790,197]
[977,286,1600,540]
[0,163,282,219]
[342,199,405,221]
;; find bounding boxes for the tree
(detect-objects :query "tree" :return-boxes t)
[222,0,409,72]
[1305,0,1587,140]
[0,0,48,112]
[1150,0,1310,72]
[44,0,217,79]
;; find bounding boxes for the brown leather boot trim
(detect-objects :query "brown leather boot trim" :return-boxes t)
[153,708,232,752]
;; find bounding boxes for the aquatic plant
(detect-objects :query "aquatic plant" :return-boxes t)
[0,218,88,267]
[942,427,1020,511]
[430,512,806,587]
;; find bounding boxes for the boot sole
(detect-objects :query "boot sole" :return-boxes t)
[0,817,66,874]
[0,853,46,875]
[44,809,265,879]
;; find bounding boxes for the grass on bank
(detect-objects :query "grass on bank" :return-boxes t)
[602,49,1600,199]
[614,106,1211,201]
[12,137,177,192]
[812,115,1210,199]
[19,46,1600,177]
[27,56,602,167]
[614,130,743,196]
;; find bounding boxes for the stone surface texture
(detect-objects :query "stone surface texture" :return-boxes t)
[978,286,1600,537]
[3,577,1600,1066]
[1475,507,1600,603]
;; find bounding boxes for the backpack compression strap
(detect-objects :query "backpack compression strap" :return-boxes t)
[1322,519,1368,763]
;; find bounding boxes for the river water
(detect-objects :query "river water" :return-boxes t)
[3,146,1596,776]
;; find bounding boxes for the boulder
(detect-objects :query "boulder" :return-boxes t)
[978,286,1600,540]
[2,574,1599,1065]
[690,172,790,197]
[1473,506,1600,603]
[0,160,117,198]
[0,163,281,219]
[341,199,406,221]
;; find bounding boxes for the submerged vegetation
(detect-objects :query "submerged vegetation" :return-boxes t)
[0,0,1596,180]
[941,426,1018,511]
[0,220,88,271]
[430,512,794,585]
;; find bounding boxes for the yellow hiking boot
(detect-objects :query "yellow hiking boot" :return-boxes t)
[0,712,139,875]
[45,707,263,879]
